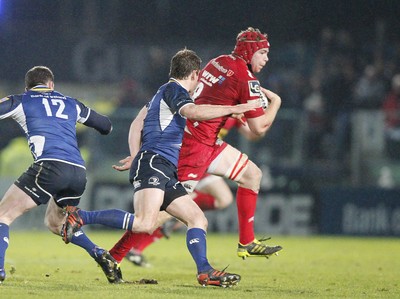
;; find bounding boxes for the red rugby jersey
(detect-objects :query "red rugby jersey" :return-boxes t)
[186,54,264,146]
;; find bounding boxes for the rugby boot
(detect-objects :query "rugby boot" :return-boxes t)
[197,267,241,288]
[93,247,124,284]
[237,237,282,260]
[0,268,5,284]
[61,206,83,244]
[125,250,151,268]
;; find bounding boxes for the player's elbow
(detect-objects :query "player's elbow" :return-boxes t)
[101,121,113,135]
[252,124,270,136]
[95,115,112,135]
[85,111,113,135]
[253,116,276,135]
[183,111,198,120]
[246,133,264,141]
[181,105,202,120]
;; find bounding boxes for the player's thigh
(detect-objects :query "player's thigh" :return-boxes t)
[196,174,231,197]
[0,184,37,224]
[166,195,207,229]
[208,144,249,181]
[133,188,164,225]
[196,175,233,207]
[195,174,224,192]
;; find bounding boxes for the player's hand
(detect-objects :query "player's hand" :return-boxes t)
[260,87,281,106]
[231,113,246,125]
[112,156,134,171]
[234,100,261,114]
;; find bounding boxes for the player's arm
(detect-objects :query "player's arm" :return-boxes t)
[246,87,281,136]
[76,100,112,135]
[112,105,147,172]
[128,105,147,157]
[0,95,22,119]
[180,101,260,121]
[83,110,112,135]
[238,121,265,141]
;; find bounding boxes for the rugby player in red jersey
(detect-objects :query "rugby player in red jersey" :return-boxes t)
[177,27,282,259]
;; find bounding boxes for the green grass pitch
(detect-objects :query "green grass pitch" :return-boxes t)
[1,231,399,299]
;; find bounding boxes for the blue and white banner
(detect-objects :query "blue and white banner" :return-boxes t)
[319,188,400,236]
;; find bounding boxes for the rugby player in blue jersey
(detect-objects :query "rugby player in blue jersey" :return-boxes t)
[62,49,260,287]
[0,66,115,284]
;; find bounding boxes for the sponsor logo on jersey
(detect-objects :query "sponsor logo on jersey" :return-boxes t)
[211,60,228,73]
[133,180,141,189]
[188,173,198,178]
[3,237,9,244]
[200,70,226,87]
[211,60,234,77]
[189,238,200,244]
[148,176,160,186]
[248,80,261,97]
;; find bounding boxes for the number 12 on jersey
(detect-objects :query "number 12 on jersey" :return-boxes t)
[42,98,68,119]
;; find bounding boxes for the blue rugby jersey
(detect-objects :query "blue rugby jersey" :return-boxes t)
[0,85,110,168]
[140,79,194,166]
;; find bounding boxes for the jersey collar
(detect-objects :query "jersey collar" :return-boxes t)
[30,85,53,92]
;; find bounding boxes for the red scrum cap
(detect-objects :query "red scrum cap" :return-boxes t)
[233,27,270,64]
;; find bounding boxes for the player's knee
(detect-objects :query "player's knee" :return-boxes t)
[200,216,208,231]
[252,164,262,182]
[241,163,262,189]
[44,217,61,235]
[133,218,157,234]
[215,192,233,209]
[191,212,208,231]
[202,213,208,227]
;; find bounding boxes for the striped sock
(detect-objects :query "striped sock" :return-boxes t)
[79,209,134,231]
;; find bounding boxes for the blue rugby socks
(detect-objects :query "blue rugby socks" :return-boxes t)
[0,223,10,270]
[186,228,212,273]
[69,228,99,258]
[79,209,134,231]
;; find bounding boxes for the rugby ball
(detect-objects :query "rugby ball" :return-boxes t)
[260,90,269,109]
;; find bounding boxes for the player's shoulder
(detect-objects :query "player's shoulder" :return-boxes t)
[0,94,24,116]
[1,94,20,103]
[164,80,188,98]
[53,90,88,109]
[211,54,237,69]
[51,89,67,97]
[50,90,76,102]
[0,94,22,108]
[209,54,250,77]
